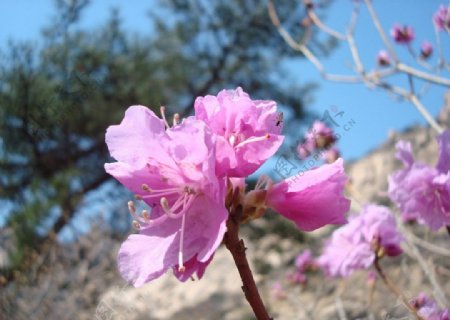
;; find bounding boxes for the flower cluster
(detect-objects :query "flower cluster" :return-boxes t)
[376,50,391,67]
[410,293,450,320]
[105,88,351,286]
[297,120,339,163]
[434,5,450,32]
[287,249,318,284]
[390,24,415,45]
[318,204,402,278]
[388,130,450,231]
[379,16,439,64]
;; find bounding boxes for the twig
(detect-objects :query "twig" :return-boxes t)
[335,296,348,320]
[398,219,449,308]
[307,9,346,40]
[409,95,444,134]
[224,205,271,320]
[373,258,424,320]
[396,63,450,87]
[408,229,450,257]
[364,0,398,62]
[268,1,363,83]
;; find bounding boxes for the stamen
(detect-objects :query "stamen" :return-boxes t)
[173,113,180,126]
[128,201,136,214]
[229,134,237,146]
[139,186,180,199]
[160,106,170,128]
[132,220,141,230]
[235,134,271,149]
[160,195,192,219]
[142,209,150,221]
[128,200,169,228]
[178,213,186,272]
[128,201,148,224]
[160,197,171,212]
[255,175,273,190]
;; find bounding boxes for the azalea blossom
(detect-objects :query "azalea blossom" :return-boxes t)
[105,90,352,288]
[318,205,402,278]
[323,146,340,164]
[105,106,228,286]
[388,131,450,231]
[297,120,337,160]
[391,24,415,44]
[420,41,433,59]
[288,249,318,284]
[266,158,350,231]
[410,293,450,320]
[271,281,287,300]
[194,87,284,178]
[376,50,391,66]
[433,5,450,31]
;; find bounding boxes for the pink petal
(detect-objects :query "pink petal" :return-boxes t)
[105,105,172,168]
[173,254,214,282]
[267,158,350,231]
[117,194,227,287]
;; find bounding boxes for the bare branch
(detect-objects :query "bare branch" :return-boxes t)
[364,0,398,62]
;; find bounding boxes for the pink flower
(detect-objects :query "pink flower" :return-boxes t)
[307,120,336,148]
[420,41,433,59]
[271,281,287,300]
[411,293,450,320]
[266,158,350,231]
[105,106,228,286]
[288,249,318,284]
[194,87,284,178]
[434,5,450,31]
[297,121,336,159]
[388,131,450,231]
[297,138,316,159]
[323,146,340,164]
[318,205,402,278]
[391,24,415,44]
[377,50,391,66]
[295,249,316,271]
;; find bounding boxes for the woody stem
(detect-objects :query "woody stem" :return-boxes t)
[373,257,423,320]
[224,206,271,320]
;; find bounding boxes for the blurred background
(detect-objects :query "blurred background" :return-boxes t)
[0,1,448,319]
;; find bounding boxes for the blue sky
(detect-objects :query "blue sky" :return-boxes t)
[1,1,447,162]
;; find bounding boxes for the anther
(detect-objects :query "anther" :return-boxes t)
[132,220,141,230]
[229,134,237,146]
[173,113,180,126]
[141,184,151,192]
[160,106,170,128]
[142,209,150,221]
[160,197,170,211]
[128,201,136,214]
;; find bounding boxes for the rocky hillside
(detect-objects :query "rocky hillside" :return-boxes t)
[1,93,449,320]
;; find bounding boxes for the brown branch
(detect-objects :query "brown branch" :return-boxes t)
[373,257,423,320]
[224,205,271,320]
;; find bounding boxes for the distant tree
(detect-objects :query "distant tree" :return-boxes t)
[0,0,334,273]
